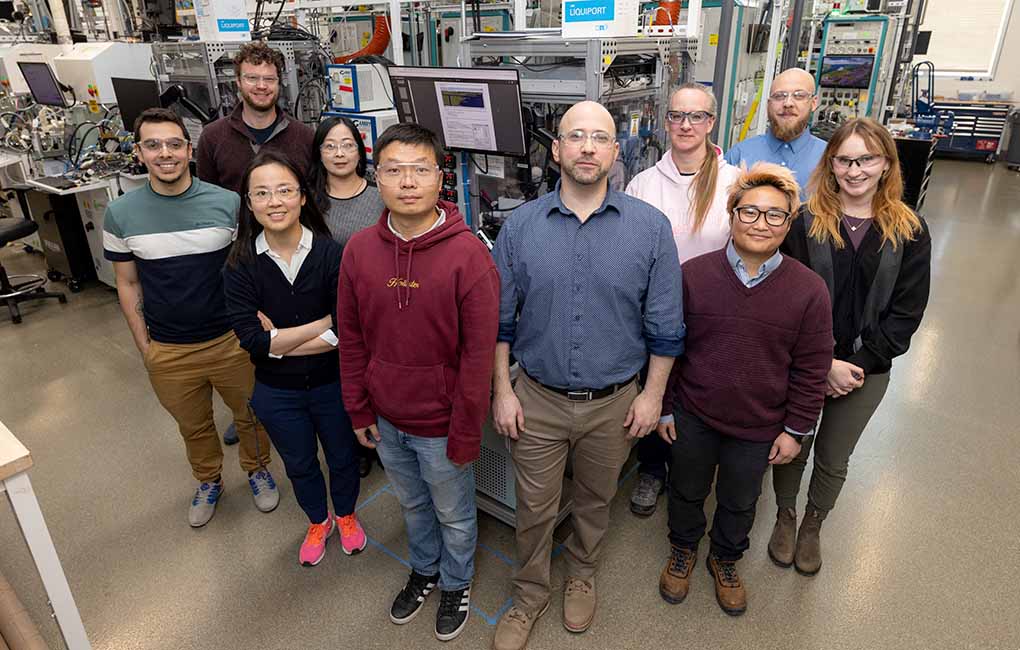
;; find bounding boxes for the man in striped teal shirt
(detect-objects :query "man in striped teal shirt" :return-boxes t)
[104,108,277,528]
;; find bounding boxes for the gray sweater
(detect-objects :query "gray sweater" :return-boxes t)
[325,184,386,247]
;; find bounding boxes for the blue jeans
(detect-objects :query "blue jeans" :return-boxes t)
[375,417,477,591]
[250,381,360,523]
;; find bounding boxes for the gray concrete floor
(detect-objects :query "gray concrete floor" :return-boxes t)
[1,159,1018,650]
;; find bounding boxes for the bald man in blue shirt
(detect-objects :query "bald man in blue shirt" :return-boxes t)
[725,68,827,195]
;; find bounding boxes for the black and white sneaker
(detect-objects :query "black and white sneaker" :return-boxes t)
[435,586,470,641]
[390,571,439,624]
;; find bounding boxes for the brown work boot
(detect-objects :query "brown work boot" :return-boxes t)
[795,506,825,576]
[767,507,798,568]
[493,602,548,650]
[563,577,596,633]
[707,555,747,616]
[659,545,696,604]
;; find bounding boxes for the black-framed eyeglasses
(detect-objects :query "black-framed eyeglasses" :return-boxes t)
[733,205,791,227]
[666,110,714,125]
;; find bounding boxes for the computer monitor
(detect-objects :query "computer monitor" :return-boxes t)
[112,77,162,134]
[17,61,66,107]
[388,66,527,157]
[818,55,875,89]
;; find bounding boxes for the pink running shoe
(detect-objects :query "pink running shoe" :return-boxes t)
[336,513,367,555]
[299,518,335,567]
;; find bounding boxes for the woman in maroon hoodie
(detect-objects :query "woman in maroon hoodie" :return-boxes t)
[337,123,499,643]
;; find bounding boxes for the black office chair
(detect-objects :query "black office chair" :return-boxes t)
[0,218,67,324]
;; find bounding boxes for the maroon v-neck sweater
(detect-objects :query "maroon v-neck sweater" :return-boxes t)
[663,248,834,442]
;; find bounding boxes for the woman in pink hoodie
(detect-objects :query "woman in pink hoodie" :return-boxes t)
[624,82,742,517]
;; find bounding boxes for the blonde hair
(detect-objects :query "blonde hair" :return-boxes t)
[726,162,802,217]
[806,118,922,249]
[672,83,720,232]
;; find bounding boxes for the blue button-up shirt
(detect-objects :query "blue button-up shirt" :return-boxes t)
[725,239,783,288]
[724,129,827,195]
[493,184,685,390]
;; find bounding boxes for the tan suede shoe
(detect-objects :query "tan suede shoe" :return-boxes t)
[493,602,548,650]
[563,577,596,633]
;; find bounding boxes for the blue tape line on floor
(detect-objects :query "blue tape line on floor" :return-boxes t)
[356,482,392,512]
[366,536,411,569]
[477,542,515,568]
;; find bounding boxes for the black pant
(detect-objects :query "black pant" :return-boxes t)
[667,404,773,561]
[636,434,670,480]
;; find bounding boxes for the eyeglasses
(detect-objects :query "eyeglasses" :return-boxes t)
[733,205,791,227]
[768,90,814,103]
[139,138,187,152]
[832,154,885,170]
[320,141,358,155]
[240,73,279,86]
[248,186,301,204]
[376,163,440,186]
[558,130,615,149]
[665,110,714,125]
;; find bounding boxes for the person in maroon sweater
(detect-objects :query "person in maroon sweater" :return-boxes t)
[656,163,833,616]
[195,41,314,193]
[337,123,499,642]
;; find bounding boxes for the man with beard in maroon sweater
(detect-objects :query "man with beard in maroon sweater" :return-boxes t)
[338,123,499,643]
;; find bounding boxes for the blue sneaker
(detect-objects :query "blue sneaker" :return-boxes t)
[189,481,223,528]
[248,469,279,513]
[223,424,239,446]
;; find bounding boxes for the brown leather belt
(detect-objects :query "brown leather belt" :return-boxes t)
[525,371,637,402]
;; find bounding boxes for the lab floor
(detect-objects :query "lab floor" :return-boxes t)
[1,159,1018,650]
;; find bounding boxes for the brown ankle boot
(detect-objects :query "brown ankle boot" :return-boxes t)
[707,555,746,616]
[659,545,696,604]
[795,507,825,576]
[767,507,797,568]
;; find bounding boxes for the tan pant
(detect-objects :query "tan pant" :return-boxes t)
[510,372,637,613]
[144,331,271,482]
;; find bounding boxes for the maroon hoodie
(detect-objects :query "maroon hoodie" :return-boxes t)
[338,202,500,465]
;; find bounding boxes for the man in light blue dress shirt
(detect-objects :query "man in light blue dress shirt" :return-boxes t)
[725,68,827,195]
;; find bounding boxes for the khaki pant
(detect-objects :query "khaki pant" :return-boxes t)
[144,331,271,482]
[510,372,637,613]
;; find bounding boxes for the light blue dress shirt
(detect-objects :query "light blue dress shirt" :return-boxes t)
[724,129,827,196]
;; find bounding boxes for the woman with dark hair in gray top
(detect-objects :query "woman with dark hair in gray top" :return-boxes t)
[310,116,386,247]
[310,116,386,478]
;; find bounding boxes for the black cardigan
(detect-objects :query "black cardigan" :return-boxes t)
[781,212,931,375]
[222,234,342,389]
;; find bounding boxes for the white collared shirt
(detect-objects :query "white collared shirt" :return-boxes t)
[387,208,447,242]
[256,225,337,357]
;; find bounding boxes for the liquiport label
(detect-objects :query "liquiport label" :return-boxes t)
[564,0,614,22]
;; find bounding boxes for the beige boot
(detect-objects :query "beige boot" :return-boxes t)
[493,602,548,650]
[794,507,825,576]
[767,507,798,568]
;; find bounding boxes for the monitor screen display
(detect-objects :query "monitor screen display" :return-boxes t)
[388,66,527,157]
[111,78,162,134]
[17,61,66,107]
[818,55,875,89]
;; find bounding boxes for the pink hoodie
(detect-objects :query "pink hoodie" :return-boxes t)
[625,149,741,264]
